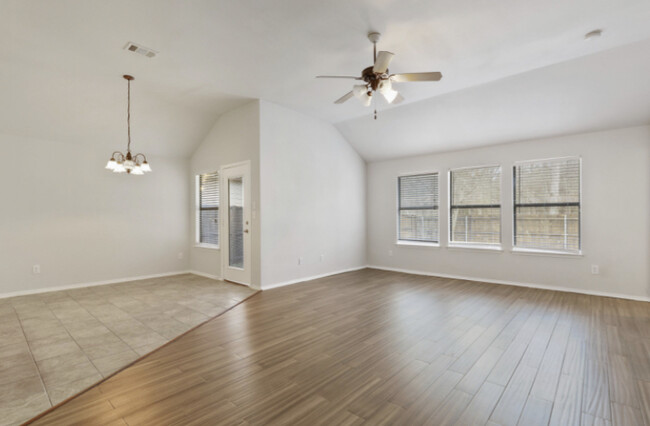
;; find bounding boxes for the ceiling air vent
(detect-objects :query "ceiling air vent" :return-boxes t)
[123,42,157,58]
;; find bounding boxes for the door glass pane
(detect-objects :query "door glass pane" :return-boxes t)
[228,177,244,268]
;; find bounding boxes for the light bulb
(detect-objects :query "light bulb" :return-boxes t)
[132,165,144,175]
[140,161,152,172]
[105,158,117,170]
[113,163,126,173]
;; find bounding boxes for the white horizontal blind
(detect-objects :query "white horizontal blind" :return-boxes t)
[398,173,439,243]
[450,165,501,244]
[199,172,219,246]
[513,157,581,252]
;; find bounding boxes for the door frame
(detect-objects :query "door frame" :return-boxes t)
[220,160,252,286]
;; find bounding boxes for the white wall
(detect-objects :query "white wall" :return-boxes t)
[367,125,650,300]
[259,101,366,289]
[189,101,261,286]
[0,133,190,297]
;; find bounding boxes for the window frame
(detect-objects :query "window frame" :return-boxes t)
[511,156,582,255]
[195,172,220,250]
[396,171,440,246]
[448,164,502,248]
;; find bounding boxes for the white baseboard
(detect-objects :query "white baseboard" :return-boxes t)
[262,266,367,290]
[0,271,193,300]
[188,270,223,281]
[367,265,650,302]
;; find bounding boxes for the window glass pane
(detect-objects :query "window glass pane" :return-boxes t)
[450,166,501,244]
[514,158,580,204]
[399,209,438,242]
[228,177,244,268]
[199,172,219,245]
[450,207,501,244]
[514,158,581,252]
[200,209,219,246]
[514,206,580,251]
[400,174,438,208]
[398,174,438,243]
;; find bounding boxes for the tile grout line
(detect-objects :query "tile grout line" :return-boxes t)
[60,290,133,381]
[32,295,101,405]
[13,303,54,408]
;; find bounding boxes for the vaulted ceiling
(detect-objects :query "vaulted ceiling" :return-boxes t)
[1,0,649,159]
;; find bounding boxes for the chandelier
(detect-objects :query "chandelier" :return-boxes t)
[105,75,152,174]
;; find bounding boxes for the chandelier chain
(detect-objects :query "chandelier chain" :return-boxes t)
[127,78,131,153]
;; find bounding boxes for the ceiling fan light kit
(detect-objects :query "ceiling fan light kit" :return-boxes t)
[316,32,443,118]
[105,75,152,175]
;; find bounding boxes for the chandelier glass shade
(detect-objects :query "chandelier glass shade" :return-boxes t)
[106,75,151,175]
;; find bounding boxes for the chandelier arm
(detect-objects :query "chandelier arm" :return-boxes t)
[112,152,125,161]
[133,153,147,164]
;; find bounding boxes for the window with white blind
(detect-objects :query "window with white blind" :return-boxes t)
[197,172,219,247]
[513,157,581,253]
[398,173,439,243]
[449,165,502,245]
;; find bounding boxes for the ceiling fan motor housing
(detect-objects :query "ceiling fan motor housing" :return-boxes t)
[362,66,385,91]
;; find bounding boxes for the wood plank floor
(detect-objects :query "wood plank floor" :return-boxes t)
[26,269,650,426]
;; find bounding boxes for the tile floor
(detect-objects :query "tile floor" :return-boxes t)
[0,274,256,426]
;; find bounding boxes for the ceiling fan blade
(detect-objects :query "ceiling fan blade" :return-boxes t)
[316,75,362,80]
[392,93,405,104]
[334,91,354,104]
[373,51,394,74]
[391,72,442,82]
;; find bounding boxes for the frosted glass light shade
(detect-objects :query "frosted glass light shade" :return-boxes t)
[353,84,368,99]
[379,80,398,103]
[140,162,152,172]
[352,85,372,107]
[105,159,117,170]
[132,166,144,175]
[113,163,126,173]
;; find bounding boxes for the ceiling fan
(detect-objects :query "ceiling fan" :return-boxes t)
[316,32,442,115]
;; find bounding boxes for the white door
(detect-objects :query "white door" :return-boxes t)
[221,162,252,286]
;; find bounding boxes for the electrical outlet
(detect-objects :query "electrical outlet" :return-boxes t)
[298,257,303,266]
[591,265,600,275]
[178,252,184,260]
[388,250,393,257]
[32,265,40,274]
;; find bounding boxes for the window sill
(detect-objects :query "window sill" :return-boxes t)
[396,241,440,248]
[511,248,582,258]
[195,243,220,250]
[447,244,503,252]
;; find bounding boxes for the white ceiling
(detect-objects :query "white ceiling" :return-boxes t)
[1,0,649,158]
[338,38,650,161]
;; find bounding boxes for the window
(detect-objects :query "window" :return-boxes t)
[398,173,439,243]
[513,157,581,253]
[449,165,502,245]
[197,172,219,247]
